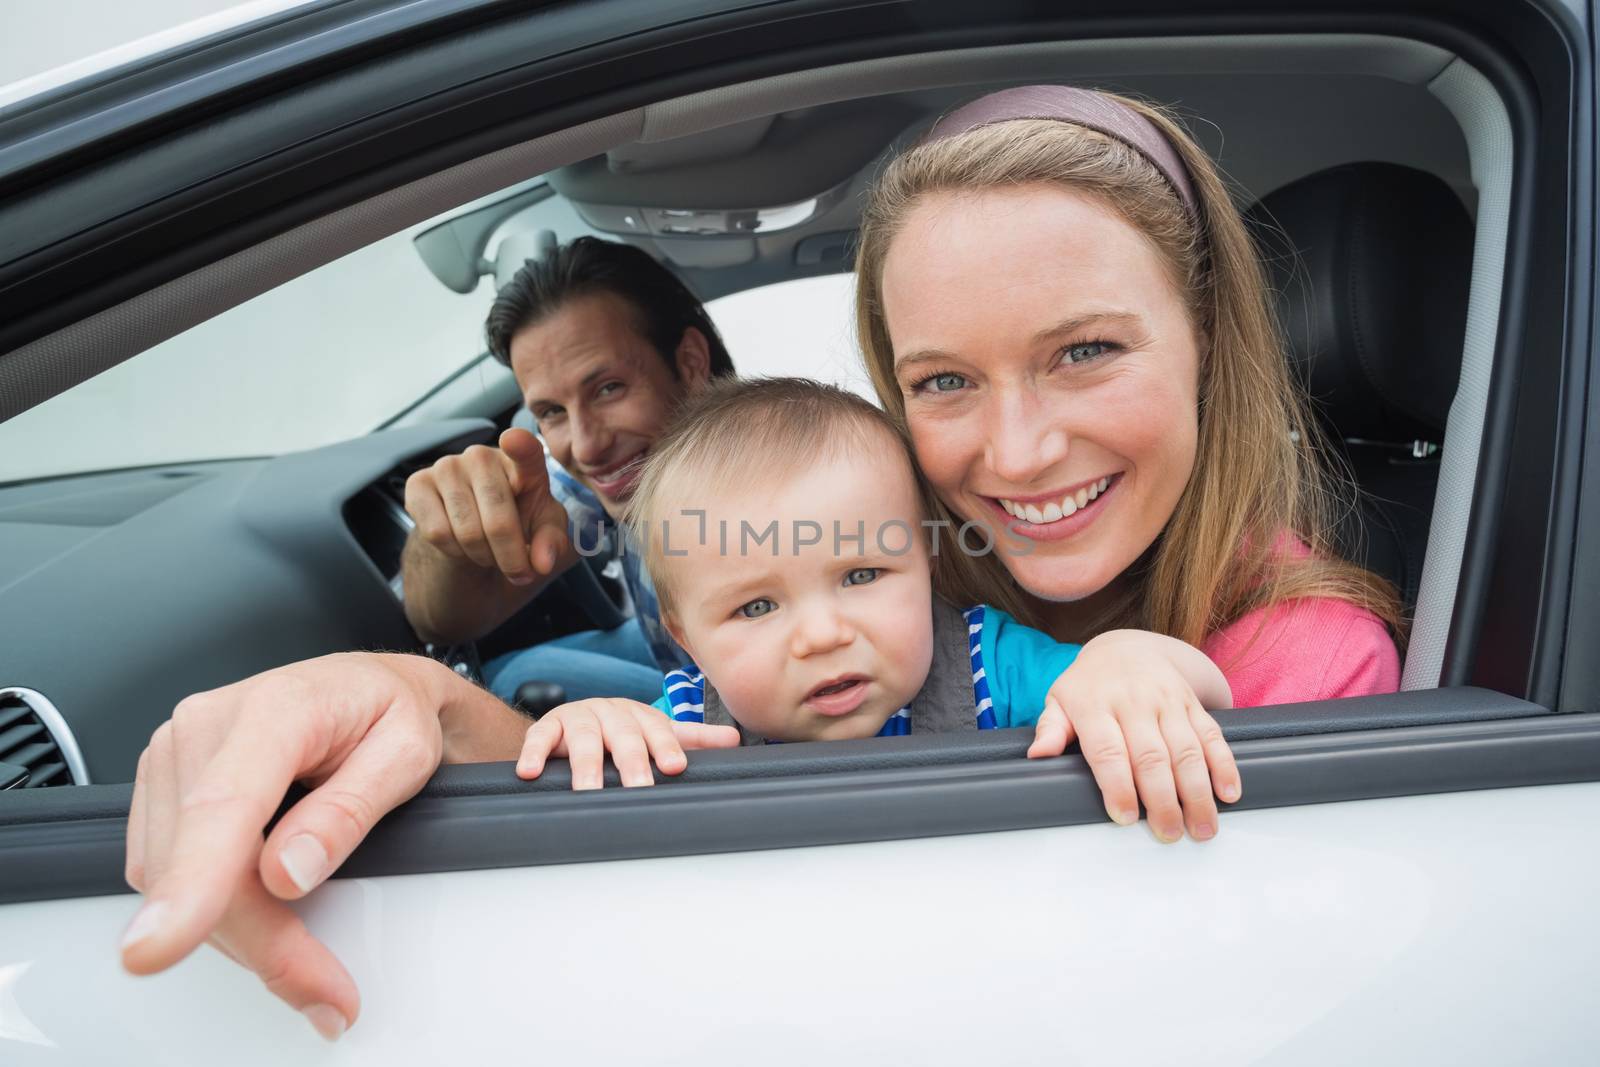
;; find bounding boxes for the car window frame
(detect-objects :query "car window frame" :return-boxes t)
[0,0,1594,905]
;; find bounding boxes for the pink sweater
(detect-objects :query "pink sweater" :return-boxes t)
[1201,598,1400,707]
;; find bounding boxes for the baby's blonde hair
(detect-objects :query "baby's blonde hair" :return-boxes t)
[623,377,932,618]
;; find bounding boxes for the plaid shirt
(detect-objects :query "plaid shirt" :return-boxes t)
[546,454,689,673]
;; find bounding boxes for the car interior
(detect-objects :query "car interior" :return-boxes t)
[0,31,1525,790]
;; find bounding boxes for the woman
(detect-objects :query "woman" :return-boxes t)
[118,87,1403,1038]
[855,85,1402,704]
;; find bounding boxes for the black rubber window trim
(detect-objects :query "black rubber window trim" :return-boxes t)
[3,689,1592,905]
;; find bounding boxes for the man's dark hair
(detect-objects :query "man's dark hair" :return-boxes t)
[485,236,735,378]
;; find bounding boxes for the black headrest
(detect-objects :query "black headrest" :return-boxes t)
[1247,163,1473,441]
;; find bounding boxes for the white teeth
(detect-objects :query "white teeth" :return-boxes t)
[1000,476,1115,523]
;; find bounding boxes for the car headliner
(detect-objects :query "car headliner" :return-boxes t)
[528,38,1474,302]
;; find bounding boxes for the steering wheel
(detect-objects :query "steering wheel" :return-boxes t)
[427,550,626,691]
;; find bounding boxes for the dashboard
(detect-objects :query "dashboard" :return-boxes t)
[0,419,506,784]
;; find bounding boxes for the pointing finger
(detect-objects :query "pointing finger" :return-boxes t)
[499,427,547,488]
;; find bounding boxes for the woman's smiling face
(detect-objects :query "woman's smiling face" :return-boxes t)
[882,183,1201,607]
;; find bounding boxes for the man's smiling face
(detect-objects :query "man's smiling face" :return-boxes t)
[513,290,706,517]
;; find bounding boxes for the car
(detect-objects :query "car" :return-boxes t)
[1,0,1598,1062]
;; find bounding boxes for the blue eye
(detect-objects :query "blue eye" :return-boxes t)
[738,598,776,619]
[845,568,880,586]
[1063,341,1113,364]
[910,371,967,394]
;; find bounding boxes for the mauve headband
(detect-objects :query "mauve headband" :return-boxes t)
[923,85,1198,215]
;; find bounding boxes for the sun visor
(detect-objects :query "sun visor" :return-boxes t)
[547,100,916,210]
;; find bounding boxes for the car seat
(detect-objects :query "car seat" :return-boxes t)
[1246,162,1474,613]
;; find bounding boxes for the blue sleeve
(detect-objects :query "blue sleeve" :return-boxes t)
[980,607,1081,727]
[657,667,706,722]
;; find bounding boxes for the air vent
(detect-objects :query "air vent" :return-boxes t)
[0,688,90,788]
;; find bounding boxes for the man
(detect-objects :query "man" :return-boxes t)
[401,236,736,703]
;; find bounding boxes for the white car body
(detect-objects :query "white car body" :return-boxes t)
[5,784,1599,1064]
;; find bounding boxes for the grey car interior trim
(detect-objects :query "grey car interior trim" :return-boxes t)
[0,418,496,782]
[634,34,1455,144]
[1,698,1589,905]
[2,33,1462,424]
[1403,59,1514,691]
[0,687,91,786]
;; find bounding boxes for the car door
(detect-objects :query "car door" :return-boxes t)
[1,0,1597,1063]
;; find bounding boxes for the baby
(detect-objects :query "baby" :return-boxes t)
[518,378,1238,831]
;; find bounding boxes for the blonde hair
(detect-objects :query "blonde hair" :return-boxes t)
[623,376,933,618]
[854,94,1404,651]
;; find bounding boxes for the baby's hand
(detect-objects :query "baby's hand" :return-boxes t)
[1027,630,1240,842]
[516,698,740,790]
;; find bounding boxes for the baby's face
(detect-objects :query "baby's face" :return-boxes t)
[660,448,934,741]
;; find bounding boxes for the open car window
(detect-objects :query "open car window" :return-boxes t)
[707,275,872,400]
[0,21,1564,787]
[0,182,621,485]
[0,189,877,488]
